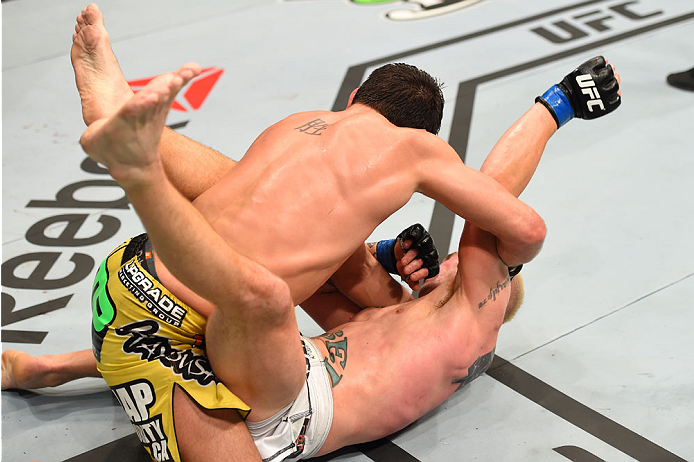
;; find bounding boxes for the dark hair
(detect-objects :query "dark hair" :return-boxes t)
[352,63,444,135]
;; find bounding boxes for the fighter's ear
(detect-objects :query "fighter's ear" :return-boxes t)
[347,88,359,108]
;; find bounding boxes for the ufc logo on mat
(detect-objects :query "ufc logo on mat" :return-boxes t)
[576,74,605,112]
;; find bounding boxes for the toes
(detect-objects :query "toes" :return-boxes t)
[84,3,104,26]
[178,63,202,81]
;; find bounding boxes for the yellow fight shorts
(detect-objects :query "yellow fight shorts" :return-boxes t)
[91,234,250,462]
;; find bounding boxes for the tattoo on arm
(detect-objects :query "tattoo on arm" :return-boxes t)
[295,119,330,135]
[319,331,348,387]
[452,348,495,391]
[477,277,510,309]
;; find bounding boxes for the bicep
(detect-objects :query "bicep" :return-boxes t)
[455,223,509,328]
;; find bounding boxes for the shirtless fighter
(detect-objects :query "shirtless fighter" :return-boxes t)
[2,4,620,462]
[77,51,621,460]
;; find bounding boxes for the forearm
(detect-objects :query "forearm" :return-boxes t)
[330,243,412,308]
[424,165,545,267]
[480,103,556,197]
[159,127,236,201]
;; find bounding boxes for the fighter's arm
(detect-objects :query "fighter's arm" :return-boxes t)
[328,223,441,308]
[303,225,440,329]
[416,137,546,268]
[455,56,622,329]
[328,242,413,310]
[159,128,237,201]
[447,104,558,335]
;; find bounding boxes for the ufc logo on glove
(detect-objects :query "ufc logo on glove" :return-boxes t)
[576,74,605,112]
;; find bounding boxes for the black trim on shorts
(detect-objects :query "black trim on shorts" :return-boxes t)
[122,233,160,282]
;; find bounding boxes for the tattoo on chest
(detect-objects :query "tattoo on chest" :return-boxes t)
[477,277,510,309]
[367,242,377,259]
[320,331,348,387]
[452,348,495,391]
[295,118,330,135]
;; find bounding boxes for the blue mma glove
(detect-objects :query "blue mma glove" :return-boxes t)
[376,223,440,279]
[536,56,621,128]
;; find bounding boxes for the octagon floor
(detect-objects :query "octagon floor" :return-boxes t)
[2,1,693,461]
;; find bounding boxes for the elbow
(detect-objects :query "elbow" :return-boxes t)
[520,210,546,250]
[497,209,546,268]
[528,212,547,246]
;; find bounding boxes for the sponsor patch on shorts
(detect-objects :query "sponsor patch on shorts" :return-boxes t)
[119,260,187,327]
[112,379,172,462]
[116,320,218,387]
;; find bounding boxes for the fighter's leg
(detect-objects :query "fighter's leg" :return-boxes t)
[71,3,133,126]
[173,386,262,462]
[71,3,234,200]
[81,67,305,422]
[1,349,99,390]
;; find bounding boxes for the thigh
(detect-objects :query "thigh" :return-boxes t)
[174,385,262,462]
[205,303,307,422]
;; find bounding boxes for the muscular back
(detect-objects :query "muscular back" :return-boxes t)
[189,106,428,306]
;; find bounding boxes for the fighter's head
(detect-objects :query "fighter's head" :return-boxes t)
[350,63,444,135]
[419,253,525,324]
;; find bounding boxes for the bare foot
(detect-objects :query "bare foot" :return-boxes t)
[71,3,134,125]
[2,350,102,390]
[2,350,45,390]
[80,63,201,184]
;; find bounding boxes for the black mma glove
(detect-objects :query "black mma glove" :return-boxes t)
[536,56,621,129]
[375,223,440,279]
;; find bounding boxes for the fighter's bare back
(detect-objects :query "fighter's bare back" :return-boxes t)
[158,105,541,315]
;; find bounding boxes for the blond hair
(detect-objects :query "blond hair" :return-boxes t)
[503,273,525,324]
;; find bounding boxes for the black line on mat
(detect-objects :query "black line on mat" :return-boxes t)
[447,10,694,163]
[332,0,612,110]
[357,438,422,462]
[313,436,423,462]
[63,434,151,462]
[488,355,688,462]
[430,10,694,254]
[167,120,189,130]
[554,445,608,461]
[62,432,423,462]
[61,7,694,462]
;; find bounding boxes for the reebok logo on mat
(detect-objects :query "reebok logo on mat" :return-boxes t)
[127,67,224,113]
